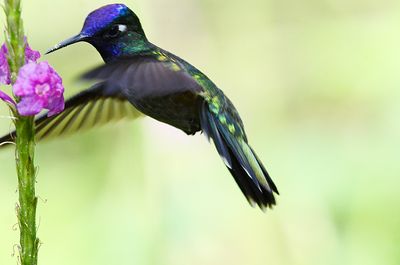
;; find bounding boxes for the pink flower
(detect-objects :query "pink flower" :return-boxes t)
[0,39,64,117]
[0,40,41,85]
[13,61,64,117]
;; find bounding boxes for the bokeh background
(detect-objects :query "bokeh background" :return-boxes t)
[1,0,399,264]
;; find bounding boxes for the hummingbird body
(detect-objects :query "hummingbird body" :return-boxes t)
[0,4,278,209]
[116,48,205,135]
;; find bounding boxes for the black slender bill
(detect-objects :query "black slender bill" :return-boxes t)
[45,34,88,54]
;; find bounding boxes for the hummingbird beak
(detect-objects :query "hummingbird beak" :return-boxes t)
[45,33,88,55]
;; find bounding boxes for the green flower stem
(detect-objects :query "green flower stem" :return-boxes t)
[4,0,39,265]
[15,116,38,265]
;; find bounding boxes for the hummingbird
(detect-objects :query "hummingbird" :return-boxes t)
[0,4,278,210]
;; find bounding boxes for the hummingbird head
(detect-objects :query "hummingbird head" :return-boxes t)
[46,4,148,61]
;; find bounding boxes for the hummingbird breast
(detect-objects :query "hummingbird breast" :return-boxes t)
[132,90,202,135]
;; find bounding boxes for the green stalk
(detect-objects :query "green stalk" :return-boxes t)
[4,0,40,264]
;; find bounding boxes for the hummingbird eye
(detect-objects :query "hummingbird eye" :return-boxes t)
[104,24,127,39]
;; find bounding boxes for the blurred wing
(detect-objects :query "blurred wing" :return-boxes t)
[0,82,142,146]
[81,55,203,100]
[35,82,141,140]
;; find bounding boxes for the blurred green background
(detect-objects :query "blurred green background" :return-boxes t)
[1,0,400,264]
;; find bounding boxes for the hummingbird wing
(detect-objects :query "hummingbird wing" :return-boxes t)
[34,82,142,140]
[80,55,203,100]
[80,55,203,134]
[0,82,141,146]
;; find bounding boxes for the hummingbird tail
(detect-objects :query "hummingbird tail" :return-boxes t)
[200,102,278,210]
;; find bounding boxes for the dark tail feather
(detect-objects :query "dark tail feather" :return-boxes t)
[250,146,279,195]
[227,148,276,209]
[200,102,278,210]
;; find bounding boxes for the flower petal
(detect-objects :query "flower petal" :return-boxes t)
[0,90,15,106]
[16,96,45,116]
[25,42,41,63]
[13,61,64,117]
[0,44,10,85]
[47,95,64,117]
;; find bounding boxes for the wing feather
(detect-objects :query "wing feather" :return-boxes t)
[81,55,202,100]
[35,87,141,140]
[0,82,142,147]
